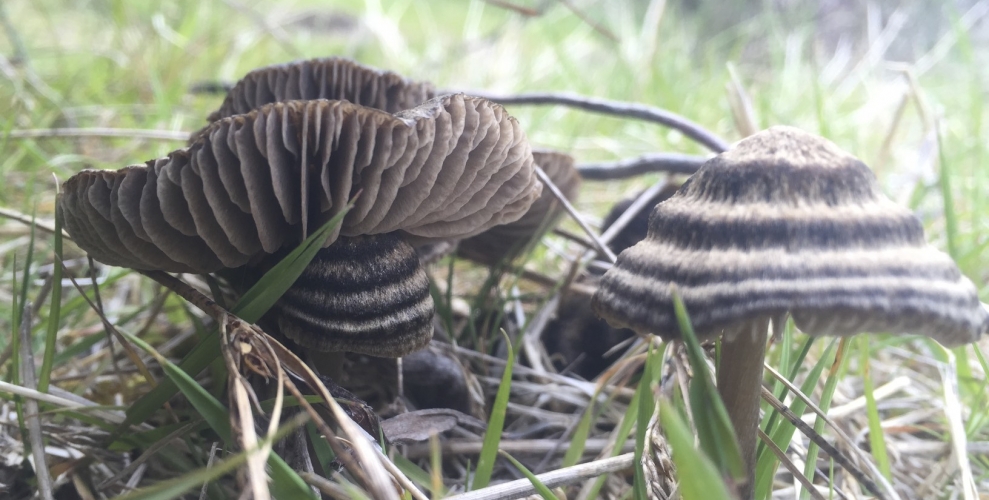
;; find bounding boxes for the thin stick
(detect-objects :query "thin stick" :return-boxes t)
[577,152,707,180]
[458,91,730,153]
[443,452,634,500]
[0,207,65,237]
[535,166,616,263]
[757,429,826,500]
[7,127,190,141]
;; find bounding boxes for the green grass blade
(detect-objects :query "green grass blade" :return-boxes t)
[121,330,231,443]
[561,398,598,467]
[754,338,837,500]
[268,452,318,500]
[659,398,734,500]
[671,289,746,481]
[472,330,515,490]
[38,208,63,393]
[800,338,852,500]
[117,206,351,432]
[114,415,310,500]
[860,336,891,479]
[633,342,665,500]
[499,450,557,500]
[122,330,317,499]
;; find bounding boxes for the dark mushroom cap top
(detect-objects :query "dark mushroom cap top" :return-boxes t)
[207,57,435,122]
[592,126,987,347]
[458,149,580,264]
[58,94,541,274]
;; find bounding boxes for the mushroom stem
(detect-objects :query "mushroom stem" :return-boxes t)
[717,319,769,500]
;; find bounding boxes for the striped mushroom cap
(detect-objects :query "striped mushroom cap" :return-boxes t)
[592,126,987,347]
[59,94,541,356]
[458,149,580,264]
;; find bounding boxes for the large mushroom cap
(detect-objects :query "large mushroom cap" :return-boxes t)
[592,126,987,347]
[458,149,580,264]
[59,94,541,275]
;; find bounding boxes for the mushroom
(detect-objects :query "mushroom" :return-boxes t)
[59,94,542,357]
[458,149,580,264]
[591,126,988,497]
[195,57,434,136]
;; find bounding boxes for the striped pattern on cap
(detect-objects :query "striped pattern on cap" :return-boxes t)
[248,233,434,357]
[592,126,987,347]
[58,94,541,274]
[458,149,580,264]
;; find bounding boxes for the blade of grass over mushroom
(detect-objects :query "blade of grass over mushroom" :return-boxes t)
[671,289,746,481]
[634,342,664,500]
[472,329,516,490]
[499,450,557,500]
[860,336,892,479]
[659,398,734,500]
[116,204,351,432]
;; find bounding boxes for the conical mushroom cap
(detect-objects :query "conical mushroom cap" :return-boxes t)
[58,94,542,274]
[458,149,580,264]
[592,126,987,347]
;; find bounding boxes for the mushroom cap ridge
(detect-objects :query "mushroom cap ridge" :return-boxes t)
[458,149,581,264]
[592,126,987,347]
[58,94,542,274]
[206,57,435,123]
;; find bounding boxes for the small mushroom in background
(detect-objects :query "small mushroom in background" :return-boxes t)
[59,90,541,360]
[457,149,580,265]
[591,126,988,499]
[543,181,680,379]
[600,182,680,256]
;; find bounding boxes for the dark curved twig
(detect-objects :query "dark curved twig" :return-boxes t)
[577,152,709,180]
[452,90,731,153]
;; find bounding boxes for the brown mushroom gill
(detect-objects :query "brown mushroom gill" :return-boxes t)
[592,126,987,498]
[458,149,581,264]
[59,94,541,357]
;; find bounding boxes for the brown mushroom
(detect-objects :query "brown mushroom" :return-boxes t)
[457,149,580,264]
[591,126,987,497]
[198,57,434,131]
[59,94,541,357]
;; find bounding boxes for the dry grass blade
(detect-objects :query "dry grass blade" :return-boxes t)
[938,349,978,500]
[759,385,892,500]
[18,301,55,500]
[137,268,407,497]
[263,336,406,500]
[445,452,635,500]
[218,308,282,500]
[534,166,616,263]
[726,62,759,137]
[756,429,825,500]
[0,206,65,237]
[7,127,190,141]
